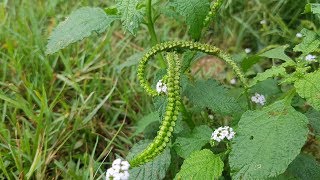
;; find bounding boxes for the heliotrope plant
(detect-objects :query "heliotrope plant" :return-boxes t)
[46,0,320,179]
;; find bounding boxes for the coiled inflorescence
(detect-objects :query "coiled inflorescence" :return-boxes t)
[130,52,181,167]
[137,41,248,98]
[132,40,247,167]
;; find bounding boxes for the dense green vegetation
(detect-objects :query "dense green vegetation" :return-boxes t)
[0,0,319,179]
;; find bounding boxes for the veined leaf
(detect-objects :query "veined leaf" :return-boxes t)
[293,29,320,55]
[173,125,212,159]
[46,7,117,54]
[229,100,309,179]
[127,140,171,180]
[175,149,224,180]
[259,45,292,62]
[169,0,210,39]
[184,79,242,115]
[116,0,143,35]
[294,70,320,111]
[250,66,287,86]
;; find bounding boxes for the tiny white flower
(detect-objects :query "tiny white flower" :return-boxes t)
[296,33,303,38]
[112,158,122,166]
[106,159,130,180]
[305,54,317,62]
[260,19,266,25]
[251,93,266,106]
[208,114,214,120]
[156,80,167,94]
[120,161,130,171]
[211,126,236,142]
[244,48,252,54]
[230,78,237,85]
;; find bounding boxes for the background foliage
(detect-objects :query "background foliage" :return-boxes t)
[0,0,320,179]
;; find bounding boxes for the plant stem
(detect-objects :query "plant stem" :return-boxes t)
[145,0,166,68]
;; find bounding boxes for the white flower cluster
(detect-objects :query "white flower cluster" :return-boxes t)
[106,159,130,180]
[251,93,266,106]
[305,54,317,62]
[211,126,235,142]
[296,33,303,38]
[244,48,252,54]
[230,78,237,85]
[156,80,167,94]
[260,19,266,25]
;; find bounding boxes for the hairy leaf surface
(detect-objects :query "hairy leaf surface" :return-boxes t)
[295,70,320,111]
[184,79,241,115]
[169,0,210,39]
[229,100,308,179]
[116,0,143,34]
[175,149,223,180]
[173,125,212,159]
[46,7,117,54]
[127,140,171,180]
[293,29,320,55]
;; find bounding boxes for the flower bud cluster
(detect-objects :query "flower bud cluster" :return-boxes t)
[106,159,130,180]
[130,53,181,167]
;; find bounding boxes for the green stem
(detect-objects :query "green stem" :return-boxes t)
[145,0,166,68]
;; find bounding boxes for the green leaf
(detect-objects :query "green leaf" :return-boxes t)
[127,140,171,180]
[184,79,242,115]
[259,45,292,62]
[229,100,309,179]
[251,66,286,86]
[173,125,212,159]
[305,109,320,135]
[46,7,117,54]
[294,70,320,111]
[116,0,143,35]
[175,149,224,180]
[304,3,320,15]
[286,154,320,179]
[293,29,320,55]
[169,0,210,39]
[250,79,281,97]
[241,55,262,72]
[132,112,160,136]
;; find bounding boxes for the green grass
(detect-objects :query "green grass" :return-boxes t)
[0,0,316,179]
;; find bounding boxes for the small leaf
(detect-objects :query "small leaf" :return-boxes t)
[259,45,292,62]
[127,140,171,180]
[173,125,212,159]
[133,112,160,136]
[169,0,210,39]
[175,149,224,180]
[294,70,320,111]
[116,0,144,35]
[46,7,118,54]
[229,100,309,179]
[251,66,286,86]
[293,29,320,55]
[184,79,242,115]
[304,3,320,15]
[241,55,262,72]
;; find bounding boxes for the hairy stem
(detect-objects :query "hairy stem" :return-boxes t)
[145,0,166,67]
